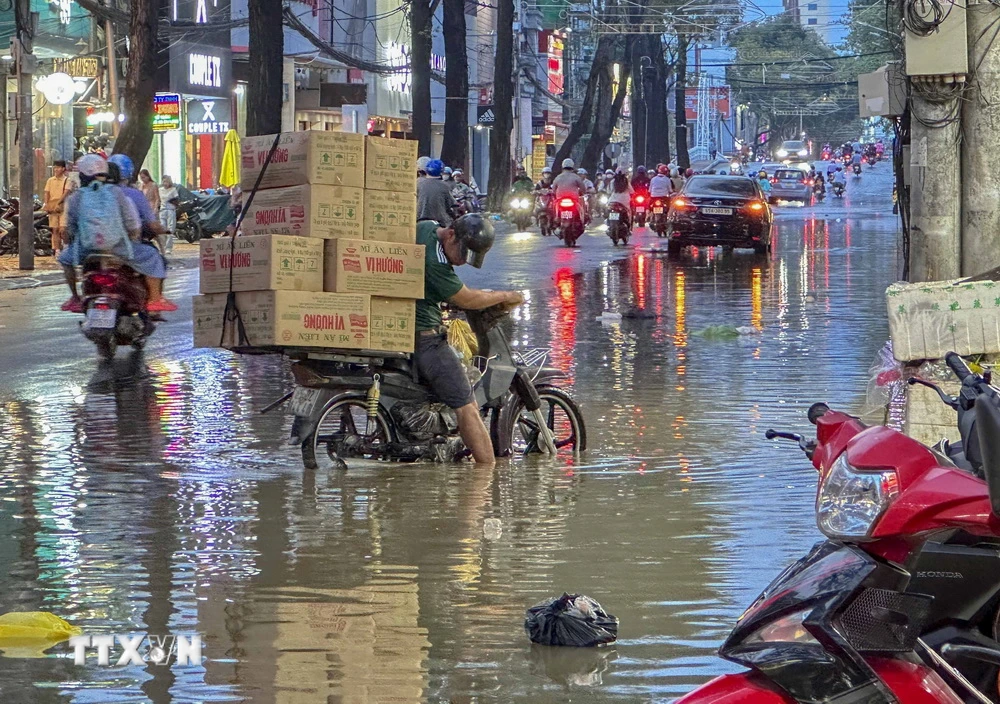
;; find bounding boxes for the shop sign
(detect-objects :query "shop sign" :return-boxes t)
[477,105,495,126]
[168,0,232,98]
[186,98,231,134]
[153,93,181,132]
[53,57,98,78]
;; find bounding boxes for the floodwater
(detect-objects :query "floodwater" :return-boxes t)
[0,168,900,702]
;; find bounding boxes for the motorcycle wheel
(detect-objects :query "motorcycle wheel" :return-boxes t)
[178,219,204,243]
[496,386,587,457]
[302,395,396,470]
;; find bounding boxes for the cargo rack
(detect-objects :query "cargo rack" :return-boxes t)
[229,345,411,363]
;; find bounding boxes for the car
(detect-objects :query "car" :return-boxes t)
[776,140,810,162]
[769,167,811,204]
[665,175,773,256]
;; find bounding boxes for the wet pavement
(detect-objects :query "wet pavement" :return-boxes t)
[0,163,900,702]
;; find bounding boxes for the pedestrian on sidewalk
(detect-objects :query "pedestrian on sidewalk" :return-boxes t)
[158,175,179,254]
[44,160,73,254]
[139,169,159,213]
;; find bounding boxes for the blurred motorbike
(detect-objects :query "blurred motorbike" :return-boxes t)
[0,197,52,256]
[606,202,630,246]
[535,189,554,237]
[507,192,533,230]
[78,254,155,360]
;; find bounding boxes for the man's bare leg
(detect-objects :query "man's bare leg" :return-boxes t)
[455,402,495,465]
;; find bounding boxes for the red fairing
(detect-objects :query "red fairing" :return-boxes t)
[676,661,963,704]
[811,410,865,471]
[673,672,793,703]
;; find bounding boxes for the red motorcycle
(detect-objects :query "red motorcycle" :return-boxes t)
[80,255,155,359]
[555,195,584,248]
[678,352,1000,704]
[631,191,649,228]
[649,196,669,238]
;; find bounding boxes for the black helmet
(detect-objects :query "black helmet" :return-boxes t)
[452,213,494,268]
[106,161,122,184]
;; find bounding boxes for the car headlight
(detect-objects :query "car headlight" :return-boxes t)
[798,149,808,156]
[816,454,898,539]
[777,149,788,157]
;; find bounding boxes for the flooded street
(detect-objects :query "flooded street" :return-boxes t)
[0,167,901,702]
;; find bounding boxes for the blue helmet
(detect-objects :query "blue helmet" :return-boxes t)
[425,159,444,177]
[108,153,135,182]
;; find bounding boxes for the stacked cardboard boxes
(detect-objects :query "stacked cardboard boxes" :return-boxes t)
[193,132,423,354]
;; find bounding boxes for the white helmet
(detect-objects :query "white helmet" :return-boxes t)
[77,153,108,177]
[577,168,587,176]
[416,156,431,172]
[562,158,575,170]
[541,166,552,175]
[605,169,614,176]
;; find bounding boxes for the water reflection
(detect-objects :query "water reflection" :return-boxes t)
[0,207,900,701]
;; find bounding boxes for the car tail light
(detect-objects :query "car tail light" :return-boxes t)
[88,272,117,288]
[748,201,765,213]
[770,177,778,184]
[672,198,690,208]
[559,198,574,208]
[806,179,813,186]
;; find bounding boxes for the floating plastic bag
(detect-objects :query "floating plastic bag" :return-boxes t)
[524,593,619,647]
[0,611,82,658]
[448,319,478,364]
[691,325,742,340]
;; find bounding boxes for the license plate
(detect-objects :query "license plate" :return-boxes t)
[290,387,322,417]
[608,212,620,220]
[85,307,117,329]
[702,207,732,215]
[560,211,573,220]
[783,180,800,185]
[653,207,664,214]
[635,207,645,214]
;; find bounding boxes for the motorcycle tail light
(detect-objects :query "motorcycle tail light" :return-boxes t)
[635,195,645,204]
[89,272,117,288]
[559,198,574,208]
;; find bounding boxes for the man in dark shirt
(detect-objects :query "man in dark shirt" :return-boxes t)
[415,214,523,466]
[416,158,458,226]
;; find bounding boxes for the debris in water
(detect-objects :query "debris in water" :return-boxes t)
[525,593,619,647]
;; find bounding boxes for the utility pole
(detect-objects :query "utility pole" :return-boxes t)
[14,0,36,271]
[105,18,120,136]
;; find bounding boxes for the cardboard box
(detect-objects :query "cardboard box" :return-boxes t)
[364,136,418,193]
[370,297,416,353]
[886,279,1000,361]
[323,238,425,299]
[240,184,364,240]
[198,234,323,294]
[192,290,370,350]
[240,131,365,190]
[363,189,417,243]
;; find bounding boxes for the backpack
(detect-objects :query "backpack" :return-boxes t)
[75,181,132,261]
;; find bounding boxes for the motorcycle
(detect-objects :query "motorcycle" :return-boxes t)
[832,181,845,198]
[0,197,53,256]
[507,192,533,231]
[174,187,236,244]
[678,352,1000,704]
[555,195,585,247]
[606,202,631,246]
[649,196,669,237]
[812,178,826,201]
[595,192,609,220]
[631,191,649,228]
[78,255,155,360]
[534,189,554,237]
[853,162,863,177]
[286,306,586,469]
[821,147,832,161]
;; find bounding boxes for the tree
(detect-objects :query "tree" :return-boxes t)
[112,0,158,167]
[581,38,633,173]
[553,36,615,167]
[674,34,689,168]
[486,0,514,211]
[440,0,468,168]
[410,0,434,155]
[247,0,283,136]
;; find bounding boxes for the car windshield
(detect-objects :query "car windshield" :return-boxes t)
[684,177,757,197]
[782,141,805,151]
[775,169,805,181]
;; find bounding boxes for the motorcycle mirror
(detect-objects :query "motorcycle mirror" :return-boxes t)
[974,396,1000,517]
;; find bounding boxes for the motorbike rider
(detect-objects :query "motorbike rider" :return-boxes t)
[58,154,165,313]
[452,169,478,213]
[875,139,886,157]
[533,166,555,222]
[832,165,847,192]
[416,155,430,177]
[598,169,615,193]
[511,166,533,194]
[826,160,838,181]
[107,154,178,313]
[631,165,651,192]
[851,149,862,171]
[757,170,772,195]
[607,170,633,227]
[414,213,523,466]
[649,165,672,200]
[417,158,458,226]
[552,158,588,221]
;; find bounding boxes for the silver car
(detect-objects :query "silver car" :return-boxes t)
[768,167,811,203]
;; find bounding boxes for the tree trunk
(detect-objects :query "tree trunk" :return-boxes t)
[410,0,433,155]
[582,38,632,173]
[247,0,283,136]
[112,0,158,168]
[674,34,690,169]
[553,35,615,168]
[440,0,468,169]
[631,38,647,169]
[486,0,514,211]
[648,35,670,165]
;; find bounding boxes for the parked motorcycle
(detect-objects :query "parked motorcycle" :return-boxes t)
[535,189,554,237]
[174,188,236,244]
[507,192,533,231]
[649,196,668,237]
[678,353,1000,704]
[287,306,586,469]
[606,202,630,246]
[78,255,155,360]
[631,191,649,228]
[555,195,585,247]
[0,197,53,256]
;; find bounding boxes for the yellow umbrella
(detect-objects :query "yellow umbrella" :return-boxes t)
[219,128,241,188]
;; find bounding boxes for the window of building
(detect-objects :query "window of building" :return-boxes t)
[807,3,817,9]
[807,17,818,24]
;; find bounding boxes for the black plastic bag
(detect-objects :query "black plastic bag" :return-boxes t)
[524,593,619,647]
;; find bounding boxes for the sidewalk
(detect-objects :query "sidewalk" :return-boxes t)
[0,241,201,291]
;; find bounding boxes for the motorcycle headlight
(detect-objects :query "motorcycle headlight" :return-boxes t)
[816,454,898,539]
[741,608,820,646]
[798,149,808,156]
[777,149,788,158]
[599,194,608,204]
